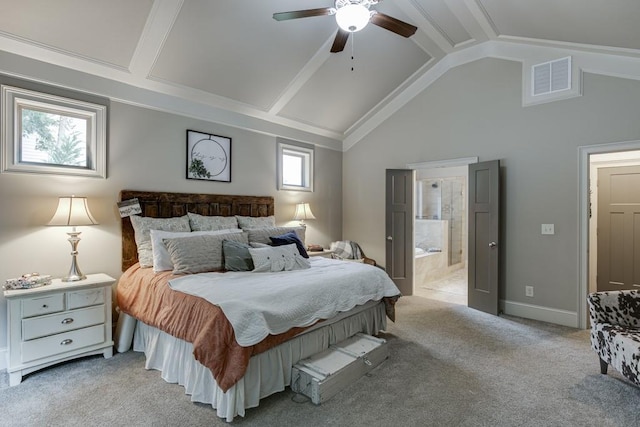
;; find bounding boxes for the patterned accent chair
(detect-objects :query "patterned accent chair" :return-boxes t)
[587,290,640,386]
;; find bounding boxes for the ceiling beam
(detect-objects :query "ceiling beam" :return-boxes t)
[444,0,490,46]
[129,0,184,78]
[393,0,455,54]
[462,0,499,39]
[267,32,334,116]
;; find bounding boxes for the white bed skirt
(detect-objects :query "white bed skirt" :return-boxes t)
[132,300,387,422]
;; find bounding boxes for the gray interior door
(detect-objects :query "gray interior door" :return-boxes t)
[597,166,640,291]
[385,169,414,296]
[468,160,500,315]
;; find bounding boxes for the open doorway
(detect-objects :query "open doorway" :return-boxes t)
[589,150,640,294]
[578,141,640,329]
[408,158,477,305]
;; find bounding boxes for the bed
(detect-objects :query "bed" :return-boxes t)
[114,190,400,421]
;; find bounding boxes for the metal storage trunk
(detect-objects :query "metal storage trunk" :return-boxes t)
[291,333,388,404]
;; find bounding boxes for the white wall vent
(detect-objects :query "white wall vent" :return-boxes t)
[532,56,571,96]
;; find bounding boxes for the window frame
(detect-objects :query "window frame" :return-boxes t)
[1,85,107,178]
[277,139,314,192]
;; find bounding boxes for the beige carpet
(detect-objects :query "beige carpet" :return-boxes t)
[1,295,639,426]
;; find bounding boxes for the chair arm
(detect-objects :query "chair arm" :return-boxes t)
[587,290,640,328]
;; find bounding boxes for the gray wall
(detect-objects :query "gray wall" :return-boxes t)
[343,58,640,315]
[0,96,342,354]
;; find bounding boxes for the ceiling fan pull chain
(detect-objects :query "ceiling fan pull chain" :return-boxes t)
[351,33,355,72]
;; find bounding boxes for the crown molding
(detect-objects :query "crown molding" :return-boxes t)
[343,39,640,151]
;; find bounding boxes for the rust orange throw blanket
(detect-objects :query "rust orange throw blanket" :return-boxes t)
[116,264,309,392]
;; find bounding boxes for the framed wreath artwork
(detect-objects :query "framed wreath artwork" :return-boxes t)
[186,129,231,182]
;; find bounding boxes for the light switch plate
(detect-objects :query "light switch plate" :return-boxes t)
[541,224,555,235]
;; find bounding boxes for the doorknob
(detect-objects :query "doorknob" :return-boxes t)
[386,236,393,241]
[488,242,497,248]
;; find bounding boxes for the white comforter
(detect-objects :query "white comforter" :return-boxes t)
[168,257,400,346]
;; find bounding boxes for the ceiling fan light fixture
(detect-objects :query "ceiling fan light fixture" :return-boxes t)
[335,3,371,32]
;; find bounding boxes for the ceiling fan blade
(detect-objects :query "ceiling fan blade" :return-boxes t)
[330,29,350,53]
[370,12,417,38]
[273,8,334,21]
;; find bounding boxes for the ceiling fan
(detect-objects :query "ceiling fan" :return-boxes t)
[273,0,418,53]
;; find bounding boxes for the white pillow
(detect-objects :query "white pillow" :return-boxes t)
[248,243,311,272]
[150,228,243,272]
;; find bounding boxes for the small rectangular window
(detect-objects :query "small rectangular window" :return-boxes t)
[1,85,107,178]
[277,139,314,192]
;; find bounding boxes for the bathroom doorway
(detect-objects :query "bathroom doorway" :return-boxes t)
[409,158,474,305]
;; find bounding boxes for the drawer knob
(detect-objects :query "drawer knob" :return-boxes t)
[60,339,73,346]
[42,304,48,308]
[61,318,74,325]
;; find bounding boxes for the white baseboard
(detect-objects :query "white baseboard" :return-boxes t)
[0,347,7,371]
[501,300,579,328]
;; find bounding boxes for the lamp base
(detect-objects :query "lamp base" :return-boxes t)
[63,231,86,282]
[62,273,87,282]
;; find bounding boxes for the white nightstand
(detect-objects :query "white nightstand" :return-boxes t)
[4,273,115,386]
[308,249,335,258]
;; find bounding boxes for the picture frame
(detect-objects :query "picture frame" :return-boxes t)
[186,129,231,182]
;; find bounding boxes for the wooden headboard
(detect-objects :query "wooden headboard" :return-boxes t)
[120,190,275,271]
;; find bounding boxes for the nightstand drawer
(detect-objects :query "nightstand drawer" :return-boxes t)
[21,324,105,363]
[22,294,64,318]
[68,288,105,309]
[22,305,105,341]
[5,274,115,386]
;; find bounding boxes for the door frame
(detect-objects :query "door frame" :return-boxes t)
[407,157,478,296]
[578,139,640,329]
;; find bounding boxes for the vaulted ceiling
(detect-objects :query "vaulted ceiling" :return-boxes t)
[1,0,639,150]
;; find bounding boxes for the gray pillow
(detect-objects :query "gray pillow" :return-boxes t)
[130,215,191,268]
[248,243,311,273]
[223,240,254,271]
[188,212,239,231]
[150,229,243,272]
[163,231,248,274]
[236,215,276,229]
[247,226,306,246]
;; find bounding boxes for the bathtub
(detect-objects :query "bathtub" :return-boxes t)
[415,247,441,258]
[415,248,449,284]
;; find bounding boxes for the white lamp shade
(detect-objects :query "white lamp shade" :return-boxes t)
[335,4,371,32]
[48,196,98,226]
[293,203,316,221]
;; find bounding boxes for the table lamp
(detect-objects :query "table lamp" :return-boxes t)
[47,195,98,281]
[293,202,316,227]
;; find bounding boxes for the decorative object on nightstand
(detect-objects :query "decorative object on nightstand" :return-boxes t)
[4,273,52,290]
[4,273,115,386]
[47,195,98,282]
[293,202,316,227]
[330,240,377,266]
[308,249,336,258]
